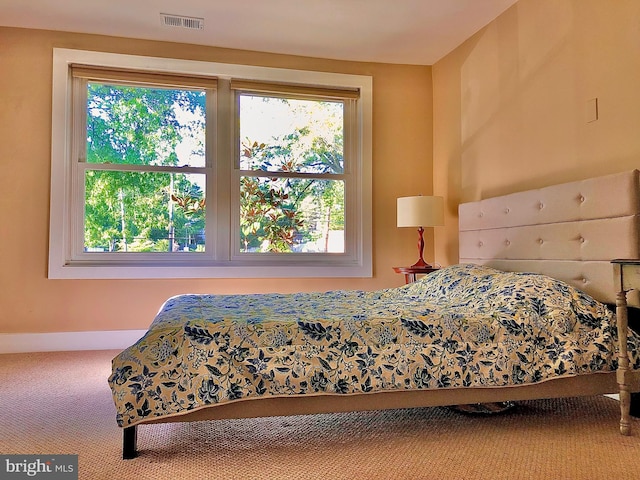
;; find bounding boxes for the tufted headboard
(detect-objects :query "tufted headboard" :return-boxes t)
[458,170,640,306]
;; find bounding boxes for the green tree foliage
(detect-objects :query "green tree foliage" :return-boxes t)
[84,83,206,252]
[240,140,305,252]
[239,121,345,253]
[83,85,344,254]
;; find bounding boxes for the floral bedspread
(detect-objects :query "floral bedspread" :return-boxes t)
[109,263,640,427]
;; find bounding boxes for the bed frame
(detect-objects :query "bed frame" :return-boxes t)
[122,169,640,459]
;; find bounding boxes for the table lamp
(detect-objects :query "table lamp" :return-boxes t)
[397,195,444,268]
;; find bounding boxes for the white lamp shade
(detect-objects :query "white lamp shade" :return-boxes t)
[397,196,444,228]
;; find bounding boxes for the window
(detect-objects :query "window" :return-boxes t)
[49,49,372,278]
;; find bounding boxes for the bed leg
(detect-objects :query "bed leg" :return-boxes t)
[616,290,632,435]
[123,426,138,459]
[630,393,640,418]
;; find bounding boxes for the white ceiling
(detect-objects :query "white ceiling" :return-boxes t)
[0,0,518,65]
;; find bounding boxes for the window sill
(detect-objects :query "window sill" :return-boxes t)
[47,262,372,279]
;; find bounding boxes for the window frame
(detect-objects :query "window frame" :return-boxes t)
[49,48,372,279]
[70,68,214,262]
[230,84,356,262]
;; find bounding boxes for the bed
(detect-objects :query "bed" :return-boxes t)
[110,169,640,459]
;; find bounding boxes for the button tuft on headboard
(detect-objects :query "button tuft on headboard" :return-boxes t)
[457,170,640,306]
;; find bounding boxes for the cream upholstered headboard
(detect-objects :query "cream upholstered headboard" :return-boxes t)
[459,170,640,306]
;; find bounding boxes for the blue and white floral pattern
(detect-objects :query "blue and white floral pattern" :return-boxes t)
[109,264,640,427]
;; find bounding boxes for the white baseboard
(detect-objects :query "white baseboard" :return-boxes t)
[0,330,147,354]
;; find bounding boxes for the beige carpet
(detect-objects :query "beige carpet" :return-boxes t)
[1,350,639,480]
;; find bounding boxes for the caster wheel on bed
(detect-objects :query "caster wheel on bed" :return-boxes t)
[449,401,516,415]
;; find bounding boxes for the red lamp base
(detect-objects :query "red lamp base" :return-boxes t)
[410,258,434,269]
[410,226,433,268]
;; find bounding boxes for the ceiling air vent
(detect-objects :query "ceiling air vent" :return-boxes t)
[160,13,204,30]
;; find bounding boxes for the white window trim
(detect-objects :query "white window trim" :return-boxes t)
[49,48,372,279]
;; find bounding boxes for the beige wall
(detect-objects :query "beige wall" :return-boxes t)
[433,0,640,266]
[9,0,634,335]
[0,27,433,334]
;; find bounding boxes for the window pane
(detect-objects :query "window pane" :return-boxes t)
[239,95,343,174]
[84,170,206,252]
[240,176,344,253]
[86,83,206,167]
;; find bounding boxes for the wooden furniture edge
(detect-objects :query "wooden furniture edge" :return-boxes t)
[612,259,640,435]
